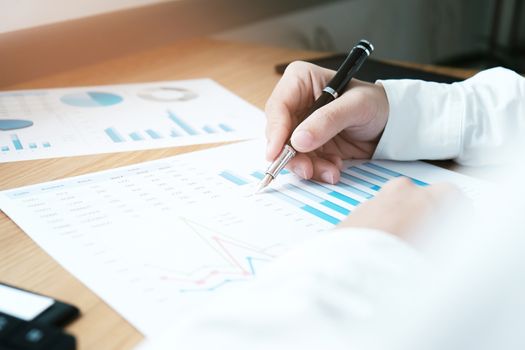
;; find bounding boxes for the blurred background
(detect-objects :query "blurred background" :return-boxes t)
[1,0,524,85]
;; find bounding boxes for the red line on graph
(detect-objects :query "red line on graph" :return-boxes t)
[157,217,277,287]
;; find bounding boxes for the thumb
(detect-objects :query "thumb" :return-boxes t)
[290,90,369,153]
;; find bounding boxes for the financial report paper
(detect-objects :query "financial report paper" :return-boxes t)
[0,140,486,336]
[0,79,264,162]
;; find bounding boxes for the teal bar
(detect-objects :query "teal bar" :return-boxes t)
[363,162,401,177]
[219,123,234,132]
[338,182,374,199]
[340,171,381,191]
[328,191,360,206]
[269,190,340,225]
[301,205,341,225]
[168,110,198,135]
[104,127,125,143]
[43,142,51,148]
[363,162,428,186]
[268,190,304,207]
[350,166,388,183]
[286,184,350,215]
[220,171,248,186]
[130,132,143,141]
[29,143,37,149]
[203,125,217,134]
[11,134,23,150]
[1,146,9,151]
[321,200,350,215]
[145,129,162,139]
[303,180,361,206]
[251,171,265,180]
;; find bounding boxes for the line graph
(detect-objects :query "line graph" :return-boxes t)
[152,217,277,293]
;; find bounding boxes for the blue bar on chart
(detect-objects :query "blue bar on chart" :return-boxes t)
[219,123,234,132]
[10,134,23,150]
[363,162,428,186]
[251,169,290,180]
[220,171,249,186]
[250,171,265,180]
[303,180,361,206]
[285,184,350,215]
[29,143,37,149]
[168,110,198,136]
[1,146,9,152]
[145,129,162,139]
[349,166,388,183]
[42,142,51,148]
[251,171,352,213]
[340,171,381,191]
[202,125,217,134]
[337,181,374,199]
[268,189,340,225]
[250,170,345,224]
[170,129,181,138]
[129,132,144,141]
[104,127,125,143]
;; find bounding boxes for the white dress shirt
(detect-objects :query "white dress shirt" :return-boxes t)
[138,67,525,350]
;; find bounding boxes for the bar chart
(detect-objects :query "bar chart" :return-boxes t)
[0,134,51,152]
[0,79,264,162]
[219,162,427,225]
[103,110,237,144]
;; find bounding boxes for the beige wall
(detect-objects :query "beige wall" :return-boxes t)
[0,0,335,87]
[0,0,173,33]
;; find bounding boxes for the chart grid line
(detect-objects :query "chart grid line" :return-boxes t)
[349,166,388,183]
[340,171,381,191]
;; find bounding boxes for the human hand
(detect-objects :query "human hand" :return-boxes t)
[265,61,389,184]
[339,178,460,238]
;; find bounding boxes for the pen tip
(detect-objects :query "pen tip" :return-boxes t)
[254,174,273,194]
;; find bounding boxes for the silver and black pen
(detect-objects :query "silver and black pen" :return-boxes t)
[255,39,374,193]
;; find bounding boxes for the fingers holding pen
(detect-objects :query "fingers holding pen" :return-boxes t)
[290,85,375,153]
[265,61,335,161]
[264,103,293,161]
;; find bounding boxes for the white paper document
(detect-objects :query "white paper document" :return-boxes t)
[0,79,264,162]
[0,141,487,336]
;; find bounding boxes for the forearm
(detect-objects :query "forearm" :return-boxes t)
[373,68,525,166]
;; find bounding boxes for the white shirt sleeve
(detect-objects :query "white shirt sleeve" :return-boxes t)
[137,228,423,350]
[373,67,525,166]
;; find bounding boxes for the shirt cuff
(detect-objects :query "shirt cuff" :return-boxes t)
[372,79,464,161]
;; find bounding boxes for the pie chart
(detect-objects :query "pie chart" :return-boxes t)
[0,119,33,130]
[60,91,123,107]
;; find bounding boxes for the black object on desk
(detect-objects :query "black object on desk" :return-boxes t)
[0,312,76,350]
[275,55,463,83]
[0,283,78,350]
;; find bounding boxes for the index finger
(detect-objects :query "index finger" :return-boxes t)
[264,61,333,161]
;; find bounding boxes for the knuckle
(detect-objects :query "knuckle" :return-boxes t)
[284,61,312,76]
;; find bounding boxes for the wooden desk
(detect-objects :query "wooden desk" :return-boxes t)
[0,38,474,350]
